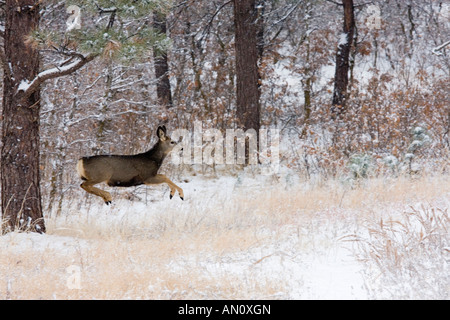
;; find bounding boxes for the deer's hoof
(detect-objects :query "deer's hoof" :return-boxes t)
[169,194,173,200]
[180,197,184,201]
[105,200,112,205]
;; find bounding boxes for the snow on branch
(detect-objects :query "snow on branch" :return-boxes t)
[18,53,98,101]
[271,1,302,27]
[432,40,450,56]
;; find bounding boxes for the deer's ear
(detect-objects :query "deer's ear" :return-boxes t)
[157,126,167,141]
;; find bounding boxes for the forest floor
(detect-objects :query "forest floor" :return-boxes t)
[0,172,449,299]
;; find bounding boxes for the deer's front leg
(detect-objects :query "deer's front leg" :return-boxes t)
[145,174,184,200]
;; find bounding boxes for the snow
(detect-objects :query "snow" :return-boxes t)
[0,232,89,255]
[37,59,81,78]
[17,80,30,92]
[338,33,348,46]
[2,173,447,299]
[431,40,450,55]
[20,57,90,95]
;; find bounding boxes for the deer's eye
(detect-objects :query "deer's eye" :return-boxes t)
[171,141,176,145]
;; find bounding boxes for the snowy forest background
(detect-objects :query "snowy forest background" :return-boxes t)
[34,0,450,210]
[0,0,449,299]
[0,0,447,211]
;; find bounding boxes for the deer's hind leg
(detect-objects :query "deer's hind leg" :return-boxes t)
[144,174,184,200]
[80,181,113,205]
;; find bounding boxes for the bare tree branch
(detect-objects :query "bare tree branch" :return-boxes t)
[19,52,98,102]
[271,1,301,27]
[199,0,232,43]
[324,0,343,6]
[432,40,450,55]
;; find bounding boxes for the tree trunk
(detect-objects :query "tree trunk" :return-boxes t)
[153,11,173,109]
[256,0,266,60]
[233,0,261,133]
[302,0,313,137]
[331,0,355,116]
[1,0,45,233]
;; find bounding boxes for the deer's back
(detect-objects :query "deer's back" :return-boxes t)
[78,154,159,186]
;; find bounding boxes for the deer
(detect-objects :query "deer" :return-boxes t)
[76,126,184,204]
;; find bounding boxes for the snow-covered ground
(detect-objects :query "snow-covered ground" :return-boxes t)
[1,173,449,299]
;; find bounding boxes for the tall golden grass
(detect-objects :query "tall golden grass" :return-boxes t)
[1,175,448,299]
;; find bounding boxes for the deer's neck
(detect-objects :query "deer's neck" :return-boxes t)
[144,142,166,166]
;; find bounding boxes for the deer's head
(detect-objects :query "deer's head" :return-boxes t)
[156,125,178,157]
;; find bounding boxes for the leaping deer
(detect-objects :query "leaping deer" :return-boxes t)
[76,126,184,204]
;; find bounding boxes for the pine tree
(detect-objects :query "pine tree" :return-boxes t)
[1,0,45,233]
[0,0,171,233]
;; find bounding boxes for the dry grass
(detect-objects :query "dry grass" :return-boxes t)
[1,174,449,299]
[354,204,449,299]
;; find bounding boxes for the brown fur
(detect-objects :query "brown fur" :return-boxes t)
[77,126,184,204]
